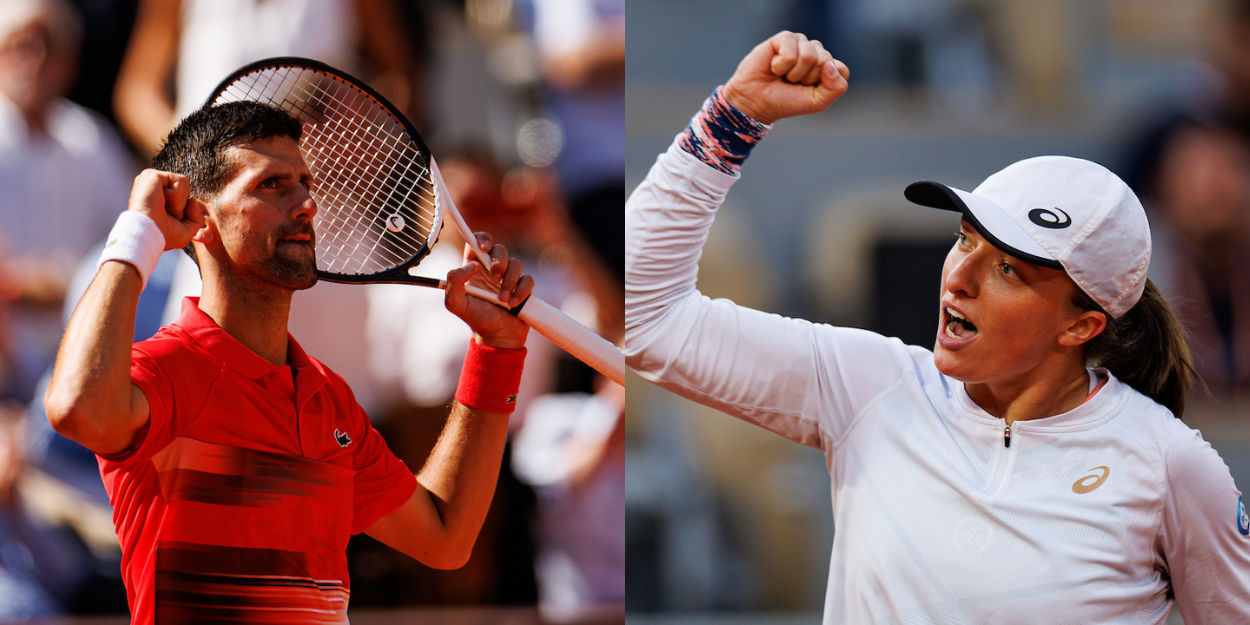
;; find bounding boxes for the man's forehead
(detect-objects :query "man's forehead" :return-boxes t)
[224,135,310,174]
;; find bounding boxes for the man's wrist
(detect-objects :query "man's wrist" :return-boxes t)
[472,332,527,350]
[455,342,527,414]
[98,211,165,289]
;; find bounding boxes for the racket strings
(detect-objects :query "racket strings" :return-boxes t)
[215,65,440,276]
[301,79,438,233]
[287,72,435,268]
[217,69,407,270]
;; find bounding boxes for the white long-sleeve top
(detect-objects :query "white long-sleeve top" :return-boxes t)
[625,139,1250,624]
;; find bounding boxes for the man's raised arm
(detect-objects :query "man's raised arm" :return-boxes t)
[44,170,205,456]
[365,234,536,569]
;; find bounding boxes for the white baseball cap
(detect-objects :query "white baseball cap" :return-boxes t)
[905,155,1151,318]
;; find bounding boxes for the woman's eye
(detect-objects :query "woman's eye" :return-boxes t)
[1000,262,1016,277]
[955,231,968,245]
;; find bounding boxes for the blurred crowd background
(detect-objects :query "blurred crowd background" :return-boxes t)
[6,0,1250,621]
[0,0,622,621]
[626,0,1250,622]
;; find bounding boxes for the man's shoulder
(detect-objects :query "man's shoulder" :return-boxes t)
[132,324,216,370]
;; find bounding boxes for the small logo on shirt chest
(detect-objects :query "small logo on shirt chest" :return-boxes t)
[1238,497,1249,536]
[334,429,353,448]
[1072,466,1110,494]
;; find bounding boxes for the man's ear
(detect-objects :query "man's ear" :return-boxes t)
[1058,309,1107,347]
[189,198,215,244]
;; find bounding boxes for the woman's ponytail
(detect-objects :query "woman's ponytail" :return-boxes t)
[1073,279,1203,418]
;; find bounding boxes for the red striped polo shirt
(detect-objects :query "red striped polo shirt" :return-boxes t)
[98,297,417,624]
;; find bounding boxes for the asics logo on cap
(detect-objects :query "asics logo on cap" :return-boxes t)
[1072,466,1110,494]
[1028,207,1071,229]
[1239,497,1249,536]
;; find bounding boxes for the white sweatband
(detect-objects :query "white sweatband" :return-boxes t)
[98,211,165,289]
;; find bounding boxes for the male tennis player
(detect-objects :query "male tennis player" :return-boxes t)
[44,102,534,622]
[627,31,1250,622]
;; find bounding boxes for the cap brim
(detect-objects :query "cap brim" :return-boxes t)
[904,181,1061,270]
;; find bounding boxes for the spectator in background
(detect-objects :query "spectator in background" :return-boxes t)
[1146,120,1250,391]
[526,0,625,284]
[0,401,95,618]
[1119,0,1250,393]
[511,374,624,623]
[1204,0,1250,140]
[114,0,416,157]
[0,0,135,400]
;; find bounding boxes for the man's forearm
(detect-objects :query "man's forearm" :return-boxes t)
[366,339,525,569]
[414,401,510,564]
[44,261,148,455]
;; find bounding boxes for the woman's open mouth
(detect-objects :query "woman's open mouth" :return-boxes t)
[943,306,978,340]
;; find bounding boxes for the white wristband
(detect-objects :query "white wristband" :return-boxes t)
[98,211,165,289]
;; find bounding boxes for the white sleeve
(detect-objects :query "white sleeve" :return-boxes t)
[625,140,921,450]
[1159,428,1250,622]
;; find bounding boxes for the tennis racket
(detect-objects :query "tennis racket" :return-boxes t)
[205,57,625,386]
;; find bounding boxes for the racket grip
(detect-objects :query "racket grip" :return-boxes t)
[462,285,624,386]
[516,297,626,387]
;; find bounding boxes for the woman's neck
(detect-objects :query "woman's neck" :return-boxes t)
[964,358,1093,425]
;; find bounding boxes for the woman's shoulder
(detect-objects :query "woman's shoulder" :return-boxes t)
[811,325,940,378]
[1104,378,1230,475]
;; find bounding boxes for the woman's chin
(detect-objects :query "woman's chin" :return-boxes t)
[932,347,972,382]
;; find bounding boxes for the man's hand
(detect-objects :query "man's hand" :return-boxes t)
[444,232,534,349]
[722,31,849,125]
[128,169,207,251]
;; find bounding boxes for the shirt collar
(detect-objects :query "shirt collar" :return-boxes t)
[955,368,1125,432]
[171,297,322,385]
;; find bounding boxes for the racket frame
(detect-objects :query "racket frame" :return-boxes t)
[206,56,452,290]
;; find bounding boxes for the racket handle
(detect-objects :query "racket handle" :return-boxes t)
[463,285,625,386]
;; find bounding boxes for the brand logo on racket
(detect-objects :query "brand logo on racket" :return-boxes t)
[334,428,353,448]
[1028,207,1071,229]
[386,213,406,232]
[1239,497,1249,536]
[1072,466,1109,494]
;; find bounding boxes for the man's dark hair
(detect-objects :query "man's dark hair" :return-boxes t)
[150,101,303,264]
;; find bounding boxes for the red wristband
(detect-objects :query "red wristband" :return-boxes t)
[455,342,527,414]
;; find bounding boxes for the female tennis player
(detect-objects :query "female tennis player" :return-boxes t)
[625,31,1250,623]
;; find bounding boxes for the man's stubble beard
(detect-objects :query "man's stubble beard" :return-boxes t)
[261,245,319,290]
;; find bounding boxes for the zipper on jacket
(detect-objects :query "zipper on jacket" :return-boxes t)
[1003,422,1012,448]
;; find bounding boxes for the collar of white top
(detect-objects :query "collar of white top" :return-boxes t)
[954,368,1124,432]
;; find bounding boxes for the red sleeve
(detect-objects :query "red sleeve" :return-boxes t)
[102,338,219,465]
[98,345,176,464]
[349,404,417,535]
